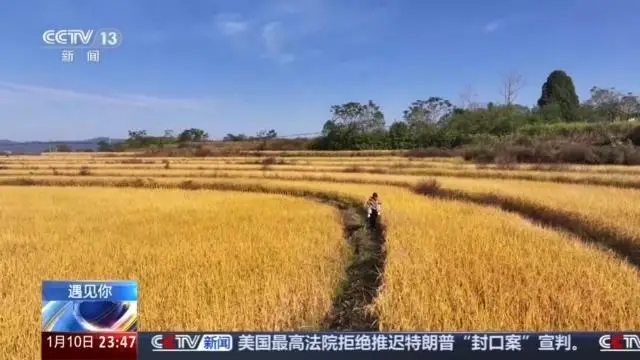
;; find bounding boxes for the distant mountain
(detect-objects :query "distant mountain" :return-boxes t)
[0,138,124,153]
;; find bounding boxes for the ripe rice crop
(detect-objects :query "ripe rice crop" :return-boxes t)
[390,159,640,175]
[2,161,640,189]
[0,187,346,359]
[3,152,640,359]
[5,162,640,243]
[430,176,640,244]
[3,176,639,333]
[5,163,640,243]
[10,153,640,176]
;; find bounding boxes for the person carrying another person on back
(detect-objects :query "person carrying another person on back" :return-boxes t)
[366,192,382,229]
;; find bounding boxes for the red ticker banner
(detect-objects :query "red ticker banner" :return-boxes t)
[42,332,137,360]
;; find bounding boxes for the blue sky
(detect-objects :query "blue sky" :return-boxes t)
[0,0,639,141]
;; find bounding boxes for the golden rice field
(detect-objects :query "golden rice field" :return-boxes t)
[3,160,640,186]
[1,152,640,359]
[1,187,346,358]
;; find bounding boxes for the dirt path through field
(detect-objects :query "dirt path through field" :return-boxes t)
[320,200,386,331]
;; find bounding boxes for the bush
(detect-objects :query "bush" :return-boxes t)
[469,134,501,146]
[623,146,640,165]
[462,141,640,165]
[555,144,599,164]
[404,148,459,158]
[592,146,625,165]
[530,163,569,171]
[626,125,640,146]
[343,165,364,173]
[414,179,442,196]
[78,166,91,176]
[462,146,495,163]
[121,159,144,164]
[504,145,538,163]
[193,148,213,157]
[531,143,556,163]
[517,121,636,145]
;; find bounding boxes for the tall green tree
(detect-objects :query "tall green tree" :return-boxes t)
[388,121,412,149]
[330,100,385,133]
[163,130,175,139]
[537,70,580,121]
[256,129,278,139]
[177,128,208,142]
[620,93,640,119]
[402,97,454,128]
[585,87,640,121]
[97,139,112,152]
[314,101,386,150]
[223,133,247,141]
[126,129,152,147]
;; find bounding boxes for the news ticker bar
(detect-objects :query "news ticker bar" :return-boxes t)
[42,332,640,360]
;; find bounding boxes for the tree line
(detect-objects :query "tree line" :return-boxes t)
[92,128,279,152]
[312,70,640,150]
[61,69,639,154]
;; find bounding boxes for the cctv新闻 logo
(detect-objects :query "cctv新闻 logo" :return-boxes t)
[151,334,233,352]
[599,334,640,352]
[42,30,95,46]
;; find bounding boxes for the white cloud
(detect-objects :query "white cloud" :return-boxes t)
[483,21,501,33]
[0,82,218,111]
[214,13,249,36]
[482,13,537,34]
[206,1,392,64]
[0,81,229,141]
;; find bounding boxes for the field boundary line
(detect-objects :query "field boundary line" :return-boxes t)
[3,164,640,189]
[413,179,640,270]
[0,177,387,331]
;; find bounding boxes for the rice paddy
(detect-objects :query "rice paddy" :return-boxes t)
[1,152,639,359]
